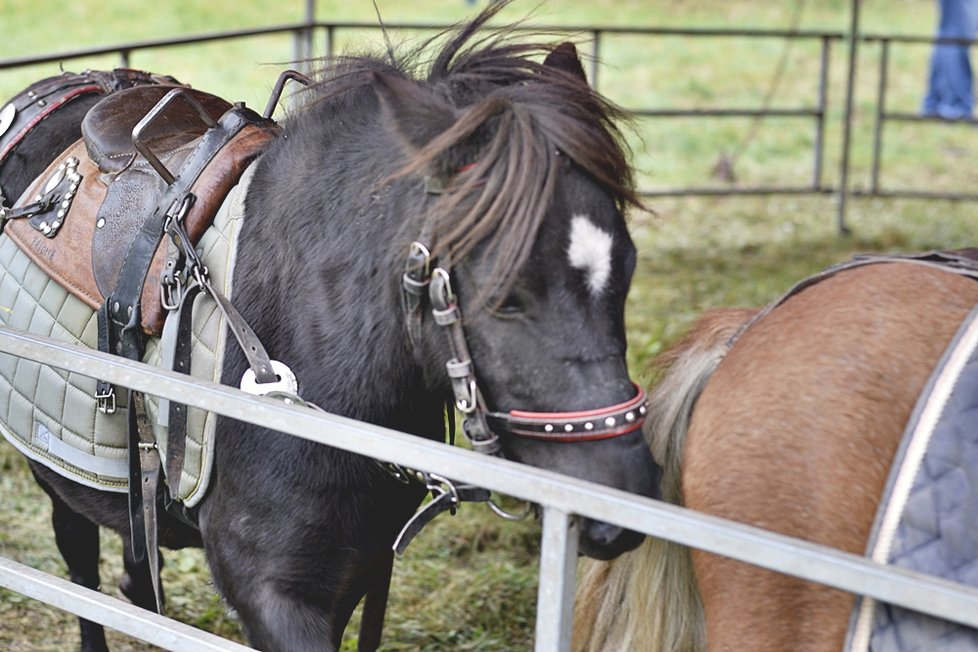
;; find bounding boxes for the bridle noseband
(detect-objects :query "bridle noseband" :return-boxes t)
[486,383,648,442]
[401,239,650,456]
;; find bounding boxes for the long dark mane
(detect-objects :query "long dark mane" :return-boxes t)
[306,2,640,301]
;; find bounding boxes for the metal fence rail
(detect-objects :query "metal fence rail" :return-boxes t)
[1,17,975,235]
[2,327,978,650]
[0,21,839,205]
[0,557,253,652]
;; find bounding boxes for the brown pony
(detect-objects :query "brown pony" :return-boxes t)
[574,259,978,651]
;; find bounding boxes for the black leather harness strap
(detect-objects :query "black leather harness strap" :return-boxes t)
[358,550,394,652]
[393,479,492,554]
[161,281,203,490]
[127,390,163,613]
[400,241,431,351]
[152,190,279,529]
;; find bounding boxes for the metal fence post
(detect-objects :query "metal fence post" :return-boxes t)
[589,29,601,91]
[534,507,579,652]
[291,0,316,74]
[813,35,831,190]
[871,38,890,193]
[836,0,861,235]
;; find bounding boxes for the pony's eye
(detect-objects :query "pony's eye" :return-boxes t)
[494,293,525,316]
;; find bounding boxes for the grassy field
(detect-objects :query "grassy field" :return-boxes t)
[1,1,975,650]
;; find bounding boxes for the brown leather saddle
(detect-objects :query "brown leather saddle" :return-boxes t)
[5,83,280,336]
[0,70,299,614]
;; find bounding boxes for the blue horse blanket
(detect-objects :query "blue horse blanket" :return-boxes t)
[846,301,978,650]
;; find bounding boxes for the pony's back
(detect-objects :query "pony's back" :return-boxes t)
[684,264,978,651]
[576,263,978,651]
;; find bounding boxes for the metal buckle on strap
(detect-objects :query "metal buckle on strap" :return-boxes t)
[96,386,117,414]
[402,241,431,292]
[428,267,455,311]
[160,258,184,311]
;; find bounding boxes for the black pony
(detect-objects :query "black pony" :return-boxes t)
[0,6,659,651]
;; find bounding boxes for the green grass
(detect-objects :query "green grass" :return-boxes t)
[1,1,975,650]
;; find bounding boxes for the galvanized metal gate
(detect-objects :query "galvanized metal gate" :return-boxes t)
[2,327,978,651]
[3,9,978,649]
[2,13,977,235]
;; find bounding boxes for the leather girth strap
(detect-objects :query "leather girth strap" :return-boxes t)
[160,282,203,494]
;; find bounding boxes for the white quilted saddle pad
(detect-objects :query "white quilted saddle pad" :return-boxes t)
[0,163,252,507]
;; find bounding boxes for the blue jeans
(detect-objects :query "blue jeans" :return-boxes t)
[923,0,978,118]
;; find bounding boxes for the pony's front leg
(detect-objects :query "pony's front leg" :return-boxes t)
[35,472,109,652]
[204,540,383,652]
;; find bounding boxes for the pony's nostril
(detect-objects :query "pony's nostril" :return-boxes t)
[586,520,624,547]
[580,520,645,560]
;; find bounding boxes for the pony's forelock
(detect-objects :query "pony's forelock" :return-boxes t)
[307,2,639,306]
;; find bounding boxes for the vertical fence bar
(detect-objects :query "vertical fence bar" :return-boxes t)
[292,29,304,69]
[589,29,601,91]
[324,25,335,60]
[813,36,831,190]
[534,507,579,652]
[836,0,861,234]
[291,1,316,75]
[871,38,890,193]
[119,50,130,68]
[303,0,316,66]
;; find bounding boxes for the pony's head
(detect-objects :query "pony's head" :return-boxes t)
[369,8,660,560]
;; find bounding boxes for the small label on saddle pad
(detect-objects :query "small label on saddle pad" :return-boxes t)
[33,422,129,479]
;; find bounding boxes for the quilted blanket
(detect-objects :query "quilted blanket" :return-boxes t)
[0,163,252,507]
[845,303,978,650]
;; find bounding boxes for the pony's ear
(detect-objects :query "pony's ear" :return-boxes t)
[543,42,588,86]
[370,71,460,154]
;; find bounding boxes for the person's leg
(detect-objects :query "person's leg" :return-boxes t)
[924,0,978,117]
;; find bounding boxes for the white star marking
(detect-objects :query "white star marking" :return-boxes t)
[567,215,613,296]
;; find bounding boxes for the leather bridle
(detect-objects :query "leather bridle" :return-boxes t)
[400,238,649,457]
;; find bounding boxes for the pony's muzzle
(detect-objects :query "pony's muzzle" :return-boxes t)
[579,518,646,560]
